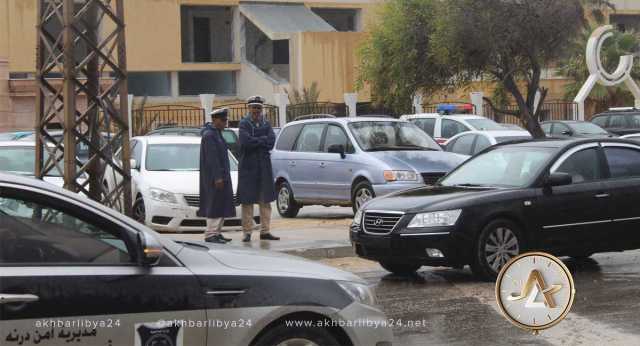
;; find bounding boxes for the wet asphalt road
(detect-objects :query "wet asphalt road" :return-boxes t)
[322,251,640,346]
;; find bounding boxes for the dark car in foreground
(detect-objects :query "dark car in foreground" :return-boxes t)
[541,120,614,138]
[0,173,392,345]
[351,138,640,280]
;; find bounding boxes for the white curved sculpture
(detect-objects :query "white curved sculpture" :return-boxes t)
[574,25,640,120]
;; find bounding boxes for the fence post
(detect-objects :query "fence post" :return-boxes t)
[127,94,134,138]
[470,92,484,116]
[344,93,358,117]
[274,93,289,126]
[199,94,216,123]
[412,94,424,114]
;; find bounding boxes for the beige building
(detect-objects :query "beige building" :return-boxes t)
[0,0,378,131]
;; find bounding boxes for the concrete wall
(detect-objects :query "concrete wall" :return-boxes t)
[291,31,367,102]
[238,62,289,104]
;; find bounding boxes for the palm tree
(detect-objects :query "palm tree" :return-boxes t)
[582,0,615,24]
[558,25,640,115]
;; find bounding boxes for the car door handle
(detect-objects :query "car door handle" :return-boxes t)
[595,193,610,198]
[0,293,39,304]
[289,161,296,167]
[319,162,326,168]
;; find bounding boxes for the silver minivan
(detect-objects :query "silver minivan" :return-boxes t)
[271,117,467,217]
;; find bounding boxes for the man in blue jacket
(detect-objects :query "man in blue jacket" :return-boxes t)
[197,108,235,244]
[237,95,280,242]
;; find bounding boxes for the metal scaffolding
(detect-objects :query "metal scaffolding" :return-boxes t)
[35,0,131,216]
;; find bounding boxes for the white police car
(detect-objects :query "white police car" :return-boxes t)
[0,173,393,346]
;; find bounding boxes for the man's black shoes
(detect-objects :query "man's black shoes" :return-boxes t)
[220,234,232,242]
[242,234,252,242]
[260,233,280,241]
[205,234,229,244]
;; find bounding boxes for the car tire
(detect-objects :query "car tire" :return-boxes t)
[352,180,375,213]
[379,260,422,275]
[133,196,146,224]
[276,181,300,218]
[470,218,524,281]
[252,321,341,346]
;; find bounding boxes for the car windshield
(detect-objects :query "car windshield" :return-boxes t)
[495,136,532,143]
[146,144,238,171]
[570,122,608,135]
[440,146,554,188]
[348,121,441,151]
[466,119,506,131]
[0,147,62,177]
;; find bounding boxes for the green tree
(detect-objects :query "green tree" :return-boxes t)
[356,0,452,114]
[582,0,615,24]
[358,0,585,137]
[433,0,584,137]
[558,26,640,114]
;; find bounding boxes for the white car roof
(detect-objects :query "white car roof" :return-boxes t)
[0,140,36,147]
[470,130,532,137]
[135,135,201,145]
[0,141,56,148]
[402,113,487,120]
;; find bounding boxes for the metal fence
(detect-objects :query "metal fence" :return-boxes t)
[355,102,396,117]
[132,105,205,135]
[286,102,349,122]
[482,101,578,126]
[217,103,280,127]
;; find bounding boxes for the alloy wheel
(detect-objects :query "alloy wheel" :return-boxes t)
[355,188,373,209]
[484,226,519,272]
[278,187,290,213]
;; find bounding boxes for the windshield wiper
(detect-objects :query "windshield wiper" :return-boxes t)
[451,183,491,188]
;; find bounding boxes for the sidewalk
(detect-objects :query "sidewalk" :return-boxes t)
[165,216,355,260]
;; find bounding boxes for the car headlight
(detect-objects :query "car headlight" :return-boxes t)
[352,209,363,227]
[383,170,418,182]
[149,188,178,204]
[407,209,462,228]
[337,281,376,306]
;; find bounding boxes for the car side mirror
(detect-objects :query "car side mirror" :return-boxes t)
[130,158,140,170]
[137,231,163,267]
[545,172,572,187]
[328,144,346,159]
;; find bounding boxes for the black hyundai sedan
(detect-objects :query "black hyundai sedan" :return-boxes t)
[351,138,640,280]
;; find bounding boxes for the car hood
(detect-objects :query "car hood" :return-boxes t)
[141,170,238,194]
[363,185,503,213]
[206,245,364,282]
[367,150,467,173]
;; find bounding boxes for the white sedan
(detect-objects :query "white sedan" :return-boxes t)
[105,136,256,232]
[443,130,532,156]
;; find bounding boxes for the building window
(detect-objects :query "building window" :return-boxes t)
[311,8,360,32]
[178,71,236,96]
[181,6,234,63]
[273,40,289,65]
[610,14,640,33]
[128,72,172,97]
